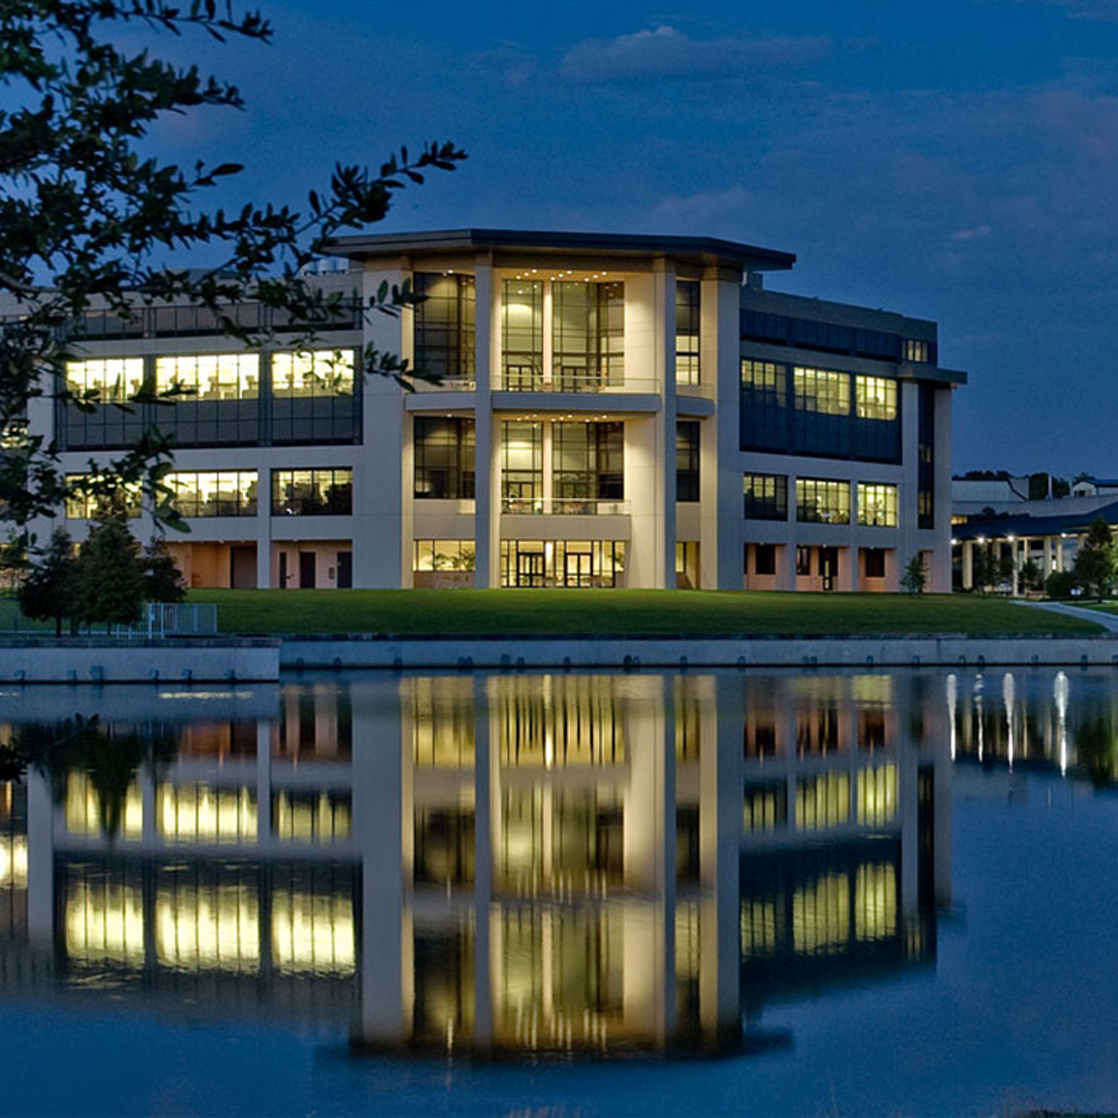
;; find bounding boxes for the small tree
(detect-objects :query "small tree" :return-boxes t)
[143,541,186,604]
[18,528,79,636]
[1073,517,1118,602]
[1020,558,1043,594]
[1045,569,1079,599]
[76,517,147,627]
[901,553,927,596]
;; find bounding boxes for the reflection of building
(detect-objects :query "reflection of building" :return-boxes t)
[32,229,963,591]
[0,671,951,1056]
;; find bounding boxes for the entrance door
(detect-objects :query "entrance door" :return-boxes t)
[279,552,288,590]
[299,551,317,589]
[565,551,592,587]
[516,551,545,587]
[336,550,353,589]
[820,547,838,591]
[230,545,257,589]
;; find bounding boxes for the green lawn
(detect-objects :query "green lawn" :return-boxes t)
[183,589,1106,637]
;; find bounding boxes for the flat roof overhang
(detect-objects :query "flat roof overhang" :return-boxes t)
[323,227,796,273]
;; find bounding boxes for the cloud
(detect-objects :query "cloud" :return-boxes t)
[951,224,992,241]
[651,186,754,231]
[560,25,831,84]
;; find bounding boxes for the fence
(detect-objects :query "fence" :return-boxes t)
[0,598,217,639]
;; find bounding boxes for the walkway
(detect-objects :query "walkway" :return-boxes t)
[1013,599,1118,632]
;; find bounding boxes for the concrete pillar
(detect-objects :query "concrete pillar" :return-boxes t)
[962,540,973,590]
[1010,540,1019,597]
[1043,536,1053,576]
[473,259,495,588]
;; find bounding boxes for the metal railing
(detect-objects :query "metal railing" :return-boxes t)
[501,497,630,516]
[0,598,216,639]
[495,370,660,395]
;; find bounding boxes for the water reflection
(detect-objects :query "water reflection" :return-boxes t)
[0,669,969,1058]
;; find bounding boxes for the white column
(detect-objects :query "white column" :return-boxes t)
[473,259,495,588]
[962,540,974,590]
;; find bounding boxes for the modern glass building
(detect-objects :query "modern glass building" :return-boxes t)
[34,229,966,590]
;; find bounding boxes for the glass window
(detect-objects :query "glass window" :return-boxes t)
[918,384,935,529]
[675,280,700,386]
[676,421,700,502]
[553,421,624,510]
[498,539,626,588]
[857,483,898,527]
[744,473,788,521]
[793,366,850,458]
[271,350,353,398]
[65,357,145,403]
[796,478,850,524]
[740,359,788,453]
[863,548,887,578]
[414,417,475,499]
[64,474,141,519]
[271,469,353,516]
[553,281,624,390]
[166,471,258,518]
[754,544,777,576]
[414,273,476,381]
[501,421,543,511]
[794,367,849,416]
[796,545,812,576]
[502,279,543,389]
[155,354,259,401]
[855,376,896,421]
[412,539,476,571]
[905,339,929,363]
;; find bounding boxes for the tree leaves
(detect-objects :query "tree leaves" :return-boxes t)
[0,2,466,536]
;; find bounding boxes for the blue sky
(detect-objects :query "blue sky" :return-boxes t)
[150,0,1118,475]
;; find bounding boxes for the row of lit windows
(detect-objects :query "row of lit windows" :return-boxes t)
[65,350,355,402]
[743,474,898,526]
[65,469,354,519]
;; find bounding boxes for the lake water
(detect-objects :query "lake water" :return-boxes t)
[0,667,1116,1117]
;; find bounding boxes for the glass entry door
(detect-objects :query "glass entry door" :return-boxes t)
[564,551,592,587]
[516,551,545,587]
[820,547,838,591]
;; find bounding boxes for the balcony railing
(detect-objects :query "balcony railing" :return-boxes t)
[501,497,630,516]
[676,381,714,399]
[410,375,476,392]
[495,369,659,395]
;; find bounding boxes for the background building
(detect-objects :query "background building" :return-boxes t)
[32,229,965,591]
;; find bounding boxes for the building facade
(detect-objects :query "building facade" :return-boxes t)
[35,229,965,591]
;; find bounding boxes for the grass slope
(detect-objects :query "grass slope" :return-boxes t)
[184,589,1105,637]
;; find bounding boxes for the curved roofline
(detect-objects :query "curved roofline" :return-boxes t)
[323,227,796,270]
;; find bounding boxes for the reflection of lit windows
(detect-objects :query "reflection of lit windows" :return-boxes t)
[795,773,850,830]
[157,784,257,844]
[272,791,351,843]
[64,772,142,840]
[0,835,27,887]
[741,900,777,957]
[855,862,896,941]
[857,765,898,826]
[271,890,355,976]
[155,353,259,400]
[271,350,354,397]
[414,807,475,886]
[411,676,474,766]
[793,873,850,954]
[65,879,145,967]
[155,883,259,973]
[495,676,626,766]
[744,783,787,832]
[65,357,145,402]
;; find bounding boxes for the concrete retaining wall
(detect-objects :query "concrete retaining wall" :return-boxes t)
[280,633,1118,671]
[0,638,280,683]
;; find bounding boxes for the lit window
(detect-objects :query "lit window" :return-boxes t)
[65,357,145,402]
[154,353,259,400]
[793,367,849,415]
[855,376,897,421]
[744,473,788,520]
[905,339,929,363]
[64,473,141,519]
[271,469,352,516]
[166,471,258,517]
[271,349,353,397]
[857,483,898,527]
[796,478,850,524]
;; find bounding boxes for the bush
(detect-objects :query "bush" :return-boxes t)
[1045,570,1079,599]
